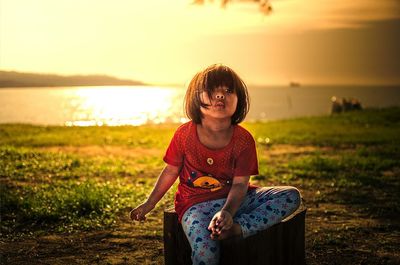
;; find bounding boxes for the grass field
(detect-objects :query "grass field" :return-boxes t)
[1,107,399,264]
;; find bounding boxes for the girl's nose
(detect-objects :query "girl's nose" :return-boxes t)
[214,89,225,99]
[215,93,225,100]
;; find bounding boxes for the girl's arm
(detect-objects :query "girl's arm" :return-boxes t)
[208,176,250,233]
[130,164,180,221]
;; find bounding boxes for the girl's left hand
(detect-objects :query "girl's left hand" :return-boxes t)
[208,209,233,237]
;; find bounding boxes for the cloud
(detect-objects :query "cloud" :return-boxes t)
[232,0,400,33]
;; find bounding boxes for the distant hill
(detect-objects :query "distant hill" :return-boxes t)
[0,71,145,87]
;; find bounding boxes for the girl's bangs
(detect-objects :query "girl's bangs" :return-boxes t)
[204,67,235,92]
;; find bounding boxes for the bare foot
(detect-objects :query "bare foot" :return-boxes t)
[210,223,242,241]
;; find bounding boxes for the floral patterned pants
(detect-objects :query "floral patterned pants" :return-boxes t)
[181,186,301,265]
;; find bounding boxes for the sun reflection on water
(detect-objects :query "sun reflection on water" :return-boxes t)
[63,86,187,126]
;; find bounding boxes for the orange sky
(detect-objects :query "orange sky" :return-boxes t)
[1,0,399,85]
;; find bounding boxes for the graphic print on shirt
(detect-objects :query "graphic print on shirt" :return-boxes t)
[187,171,223,192]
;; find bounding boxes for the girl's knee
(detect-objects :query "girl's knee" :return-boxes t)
[287,187,301,208]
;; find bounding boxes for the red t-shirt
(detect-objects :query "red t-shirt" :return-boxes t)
[163,121,259,221]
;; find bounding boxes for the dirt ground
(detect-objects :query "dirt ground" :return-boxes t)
[1,205,399,265]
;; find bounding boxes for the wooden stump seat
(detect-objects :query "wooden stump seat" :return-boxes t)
[163,205,307,265]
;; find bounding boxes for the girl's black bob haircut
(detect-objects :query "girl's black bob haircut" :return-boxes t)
[184,64,250,124]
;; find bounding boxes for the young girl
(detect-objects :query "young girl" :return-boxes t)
[130,64,301,265]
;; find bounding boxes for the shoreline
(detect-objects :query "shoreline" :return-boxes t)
[0,106,398,127]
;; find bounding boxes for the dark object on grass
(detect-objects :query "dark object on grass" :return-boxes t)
[331,96,363,114]
[164,205,307,265]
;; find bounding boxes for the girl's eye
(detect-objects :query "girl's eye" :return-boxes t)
[225,88,233,93]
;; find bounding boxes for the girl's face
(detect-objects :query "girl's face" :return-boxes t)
[200,86,238,121]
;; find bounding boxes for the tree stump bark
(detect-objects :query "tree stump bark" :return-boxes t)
[164,205,307,265]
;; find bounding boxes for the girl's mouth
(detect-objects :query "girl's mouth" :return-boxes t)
[214,101,225,108]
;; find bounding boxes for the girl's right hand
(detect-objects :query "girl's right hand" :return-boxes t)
[130,201,154,221]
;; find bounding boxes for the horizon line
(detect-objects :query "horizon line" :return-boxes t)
[1,69,399,88]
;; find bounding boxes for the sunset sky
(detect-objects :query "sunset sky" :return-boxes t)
[1,0,399,86]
